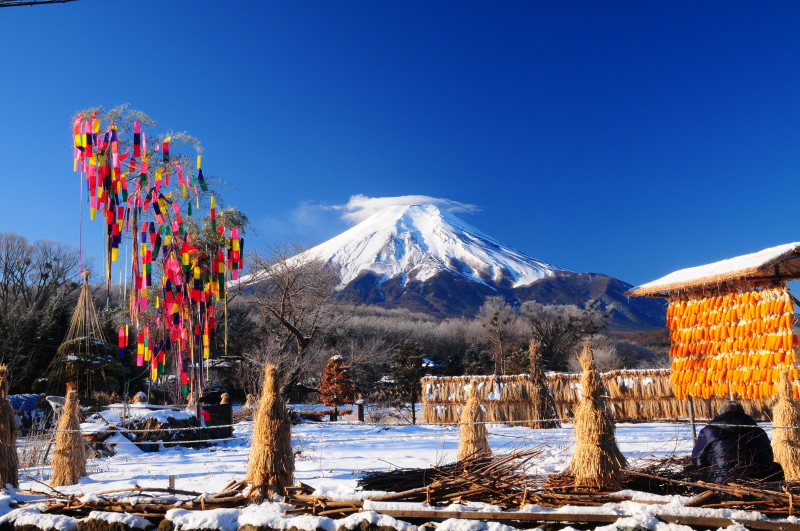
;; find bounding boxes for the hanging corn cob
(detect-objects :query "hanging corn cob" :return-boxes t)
[667,285,799,400]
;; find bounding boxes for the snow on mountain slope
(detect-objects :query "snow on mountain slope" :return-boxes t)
[296,204,568,289]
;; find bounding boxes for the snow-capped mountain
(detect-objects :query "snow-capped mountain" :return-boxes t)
[298,203,567,289]
[255,203,666,329]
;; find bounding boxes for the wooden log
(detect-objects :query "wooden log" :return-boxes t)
[283,509,310,515]
[685,490,717,507]
[657,514,800,531]
[92,486,203,497]
[367,487,433,501]
[369,510,622,524]
[317,507,360,516]
[369,509,800,531]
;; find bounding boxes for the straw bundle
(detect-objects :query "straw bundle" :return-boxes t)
[772,371,800,480]
[247,365,294,501]
[528,340,560,429]
[220,393,230,405]
[569,341,626,489]
[244,394,256,410]
[0,366,18,488]
[457,380,491,461]
[50,391,86,487]
[131,391,147,404]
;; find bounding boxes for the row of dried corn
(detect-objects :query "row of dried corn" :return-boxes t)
[667,287,798,400]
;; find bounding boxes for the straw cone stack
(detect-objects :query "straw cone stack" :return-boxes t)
[529,340,560,429]
[457,380,491,461]
[50,391,86,487]
[772,371,800,479]
[131,391,147,404]
[244,394,257,410]
[247,365,294,501]
[569,341,626,488]
[0,366,18,488]
[220,393,230,405]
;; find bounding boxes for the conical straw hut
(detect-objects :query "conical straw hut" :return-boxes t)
[247,365,294,501]
[772,371,800,480]
[50,391,86,487]
[0,366,18,488]
[569,341,626,489]
[529,340,560,429]
[457,380,491,461]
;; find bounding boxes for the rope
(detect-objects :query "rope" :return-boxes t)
[23,416,800,435]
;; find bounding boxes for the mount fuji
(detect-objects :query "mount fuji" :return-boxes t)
[290,204,666,330]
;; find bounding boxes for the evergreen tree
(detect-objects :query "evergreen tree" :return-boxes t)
[391,340,426,424]
[464,344,494,375]
[505,343,532,374]
[318,355,355,421]
[442,353,464,376]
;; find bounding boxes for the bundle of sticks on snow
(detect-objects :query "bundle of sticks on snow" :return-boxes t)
[26,480,250,519]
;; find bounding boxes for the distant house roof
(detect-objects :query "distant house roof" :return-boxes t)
[626,242,800,297]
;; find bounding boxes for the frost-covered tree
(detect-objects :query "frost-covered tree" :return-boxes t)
[477,297,517,375]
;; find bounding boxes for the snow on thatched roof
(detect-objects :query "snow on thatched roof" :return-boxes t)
[626,242,800,297]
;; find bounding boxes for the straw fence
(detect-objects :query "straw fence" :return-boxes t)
[422,369,775,423]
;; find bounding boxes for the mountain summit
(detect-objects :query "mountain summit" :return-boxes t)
[287,203,665,329]
[301,203,565,289]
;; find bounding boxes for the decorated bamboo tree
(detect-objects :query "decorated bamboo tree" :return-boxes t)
[0,366,18,488]
[569,341,626,488]
[457,380,491,461]
[318,355,355,421]
[247,364,294,501]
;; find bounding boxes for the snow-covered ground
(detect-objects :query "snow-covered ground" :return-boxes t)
[9,419,790,531]
[18,420,696,498]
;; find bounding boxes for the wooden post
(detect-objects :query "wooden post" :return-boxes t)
[687,395,697,446]
[168,475,175,489]
[357,400,365,422]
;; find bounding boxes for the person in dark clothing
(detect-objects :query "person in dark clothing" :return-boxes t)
[691,400,781,483]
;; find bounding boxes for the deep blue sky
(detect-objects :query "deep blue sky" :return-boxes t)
[1,1,800,287]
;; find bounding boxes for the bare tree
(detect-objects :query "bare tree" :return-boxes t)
[477,296,517,375]
[520,301,607,371]
[242,241,355,395]
[0,232,82,388]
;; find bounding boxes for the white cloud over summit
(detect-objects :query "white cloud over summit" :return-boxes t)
[333,194,479,224]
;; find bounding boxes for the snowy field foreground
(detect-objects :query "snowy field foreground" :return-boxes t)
[7,420,778,531]
[20,421,696,497]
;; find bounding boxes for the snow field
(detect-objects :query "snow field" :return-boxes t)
[8,421,725,531]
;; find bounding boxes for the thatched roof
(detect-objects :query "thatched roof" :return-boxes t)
[626,242,800,297]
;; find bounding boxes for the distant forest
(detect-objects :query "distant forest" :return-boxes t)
[0,232,670,405]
